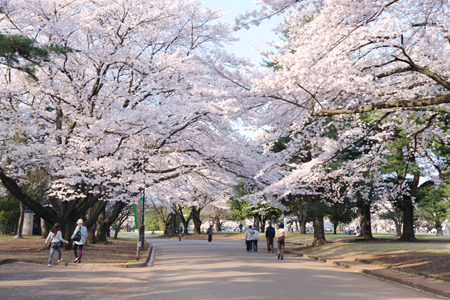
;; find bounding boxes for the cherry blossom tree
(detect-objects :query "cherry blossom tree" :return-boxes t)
[233,0,450,243]
[0,0,258,242]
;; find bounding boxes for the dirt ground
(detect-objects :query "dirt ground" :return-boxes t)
[287,238,450,281]
[0,235,149,264]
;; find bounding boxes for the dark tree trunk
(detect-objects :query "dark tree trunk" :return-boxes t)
[114,228,119,239]
[215,216,222,232]
[394,220,402,236]
[87,220,97,244]
[436,222,443,236]
[61,218,77,250]
[163,213,177,235]
[96,201,127,243]
[313,213,327,245]
[96,208,108,243]
[190,207,202,235]
[399,195,417,241]
[17,201,25,238]
[362,200,373,239]
[358,205,364,237]
[311,196,327,245]
[41,218,48,238]
[261,216,267,233]
[177,205,191,235]
[333,223,338,234]
[299,210,307,234]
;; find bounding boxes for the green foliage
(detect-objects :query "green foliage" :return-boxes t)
[0,193,20,234]
[414,182,450,229]
[325,199,357,229]
[144,206,164,230]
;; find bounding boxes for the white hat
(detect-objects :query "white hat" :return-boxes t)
[76,219,84,225]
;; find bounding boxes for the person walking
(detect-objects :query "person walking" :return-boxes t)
[45,223,69,267]
[265,221,275,253]
[71,219,87,263]
[245,225,254,252]
[275,223,288,260]
[177,225,183,241]
[207,225,213,242]
[252,228,259,252]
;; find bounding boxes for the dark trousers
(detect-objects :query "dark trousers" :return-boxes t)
[73,244,83,261]
[267,238,274,252]
[246,240,252,251]
[208,235,212,242]
[278,241,285,258]
[253,240,258,251]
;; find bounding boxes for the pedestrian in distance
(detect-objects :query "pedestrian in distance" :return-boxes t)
[265,221,275,253]
[245,225,254,252]
[239,222,243,233]
[45,223,69,267]
[71,219,87,263]
[207,225,213,242]
[252,227,259,252]
[177,225,183,241]
[275,223,288,260]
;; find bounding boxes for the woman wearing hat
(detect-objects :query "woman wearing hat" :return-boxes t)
[71,219,87,263]
[44,223,69,267]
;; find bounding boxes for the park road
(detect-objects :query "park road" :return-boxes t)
[146,238,440,300]
[0,238,442,300]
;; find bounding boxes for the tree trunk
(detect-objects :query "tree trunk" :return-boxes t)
[394,220,402,236]
[311,196,327,245]
[17,201,25,238]
[61,218,77,250]
[190,207,202,235]
[333,222,338,234]
[261,216,267,233]
[436,221,443,236]
[313,213,327,245]
[96,208,108,243]
[114,228,119,239]
[163,213,177,235]
[358,205,364,237]
[87,220,97,244]
[399,195,416,241]
[41,218,48,238]
[214,215,222,232]
[299,210,307,234]
[362,200,373,239]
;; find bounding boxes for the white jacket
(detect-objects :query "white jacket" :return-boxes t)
[45,230,67,244]
[71,225,87,245]
[245,229,254,241]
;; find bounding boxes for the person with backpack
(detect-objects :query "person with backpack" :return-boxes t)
[265,221,275,253]
[71,219,87,263]
[245,225,254,252]
[44,223,69,267]
[207,225,213,242]
[275,223,288,260]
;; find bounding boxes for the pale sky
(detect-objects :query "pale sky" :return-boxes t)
[204,0,283,66]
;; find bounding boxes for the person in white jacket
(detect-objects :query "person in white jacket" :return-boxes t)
[245,226,254,252]
[44,223,69,267]
[71,219,87,263]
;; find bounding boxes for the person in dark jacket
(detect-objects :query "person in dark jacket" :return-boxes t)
[207,226,213,242]
[265,222,275,253]
[177,225,183,241]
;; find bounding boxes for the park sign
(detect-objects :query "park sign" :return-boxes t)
[133,197,144,229]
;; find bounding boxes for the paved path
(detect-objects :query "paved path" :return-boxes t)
[0,238,443,300]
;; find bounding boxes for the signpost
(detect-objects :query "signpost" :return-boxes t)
[133,192,145,260]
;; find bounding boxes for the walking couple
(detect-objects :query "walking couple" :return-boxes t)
[265,222,288,260]
[244,225,259,252]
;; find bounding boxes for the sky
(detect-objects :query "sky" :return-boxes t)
[204,0,283,66]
